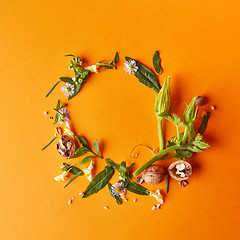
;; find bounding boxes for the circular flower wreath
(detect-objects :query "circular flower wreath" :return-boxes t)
[42,51,211,210]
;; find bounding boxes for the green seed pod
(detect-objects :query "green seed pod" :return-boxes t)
[183,96,198,126]
[155,76,171,116]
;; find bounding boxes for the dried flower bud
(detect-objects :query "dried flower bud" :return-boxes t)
[195,96,205,106]
[179,180,188,187]
[56,135,76,158]
[136,177,144,184]
[183,96,198,126]
[142,164,165,184]
[155,76,171,117]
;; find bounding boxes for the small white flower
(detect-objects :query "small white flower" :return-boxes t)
[124,60,138,74]
[85,64,99,73]
[83,160,95,181]
[54,171,68,182]
[150,189,164,205]
[63,122,75,138]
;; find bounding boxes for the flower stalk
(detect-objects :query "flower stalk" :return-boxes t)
[132,144,179,177]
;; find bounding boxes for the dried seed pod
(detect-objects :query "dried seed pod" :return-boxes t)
[196,96,205,106]
[56,135,76,159]
[142,164,165,185]
[168,160,192,181]
[179,180,188,187]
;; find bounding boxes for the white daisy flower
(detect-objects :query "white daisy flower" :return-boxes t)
[61,82,75,96]
[124,60,138,74]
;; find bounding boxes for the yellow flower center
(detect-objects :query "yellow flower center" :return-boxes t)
[115,186,123,193]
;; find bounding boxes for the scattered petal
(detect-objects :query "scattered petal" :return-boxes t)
[43,111,48,115]
[103,206,109,210]
[68,200,72,205]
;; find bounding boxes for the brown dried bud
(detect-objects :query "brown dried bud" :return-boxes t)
[195,96,205,106]
[56,135,76,159]
[179,180,188,187]
[136,177,144,184]
[168,160,192,181]
[142,164,165,185]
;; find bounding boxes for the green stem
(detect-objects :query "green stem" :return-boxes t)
[158,117,164,151]
[90,151,102,159]
[177,127,180,141]
[181,126,189,144]
[132,145,179,177]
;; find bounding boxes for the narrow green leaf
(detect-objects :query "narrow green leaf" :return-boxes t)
[152,51,162,74]
[166,175,170,193]
[76,135,90,149]
[119,161,127,172]
[79,156,95,167]
[105,158,119,171]
[65,54,75,57]
[94,139,99,154]
[114,52,119,64]
[62,163,83,175]
[82,166,114,198]
[41,137,57,151]
[73,147,87,158]
[60,77,75,85]
[126,181,150,195]
[64,171,83,188]
[46,81,60,97]
[108,183,122,205]
[53,113,58,124]
[198,112,210,134]
[125,57,160,92]
[56,99,60,110]
[68,84,81,100]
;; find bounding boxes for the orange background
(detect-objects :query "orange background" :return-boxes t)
[1,0,240,239]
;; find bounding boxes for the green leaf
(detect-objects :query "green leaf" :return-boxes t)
[198,112,210,134]
[65,54,75,57]
[94,139,99,155]
[56,99,60,110]
[114,52,119,64]
[197,142,210,149]
[166,175,170,193]
[126,181,150,195]
[68,84,81,100]
[62,163,83,176]
[175,149,193,160]
[79,156,95,167]
[188,146,203,152]
[119,161,127,172]
[73,147,87,158]
[64,170,83,188]
[60,77,75,85]
[46,81,60,97]
[76,135,90,149]
[108,183,122,205]
[82,166,114,198]
[105,158,119,171]
[152,51,162,74]
[41,137,57,150]
[53,113,58,124]
[125,57,160,92]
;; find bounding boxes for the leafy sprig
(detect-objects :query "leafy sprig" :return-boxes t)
[46,52,119,100]
[125,51,162,92]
